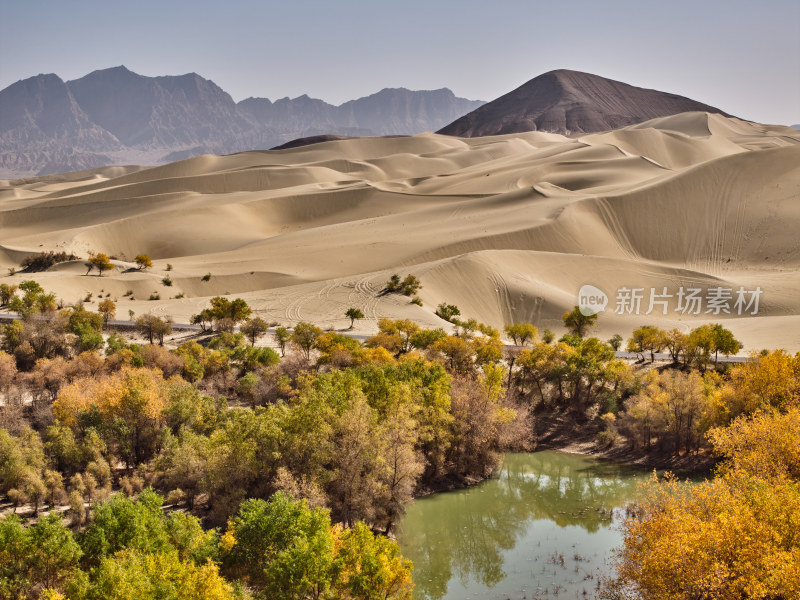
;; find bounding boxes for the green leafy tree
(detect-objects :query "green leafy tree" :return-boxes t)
[562,306,597,338]
[210,297,252,323]
[222,492,335,597]
[400,275,421,296]
[626,325,667,362]
[345,307,365,329]
[0,283,18,306]
[81,489,171,565]
[273,326,291,357]
[0,513,82,598]
[0,426,47,513]
[710,323,742,365]
[68,305,103,334]
[291,322,323,360]
[608,333,623,351]
[8,280,57,317]
[135,314,173,345]
[385,274,401,293]
[240,317,269,346]
[190,309,214,332]
[504,323,538,346]
[435,303,461,323]
[73,323,104,352]
[409,328,447,350]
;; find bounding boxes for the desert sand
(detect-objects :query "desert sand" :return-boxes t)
[1,112,799,351]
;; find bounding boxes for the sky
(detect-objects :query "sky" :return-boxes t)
[1,0,798,125]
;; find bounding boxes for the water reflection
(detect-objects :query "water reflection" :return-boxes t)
[397,451,648,600]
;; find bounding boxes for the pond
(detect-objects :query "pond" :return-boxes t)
[397,451,651,600]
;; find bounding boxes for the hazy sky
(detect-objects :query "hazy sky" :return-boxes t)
[2,0,798,124]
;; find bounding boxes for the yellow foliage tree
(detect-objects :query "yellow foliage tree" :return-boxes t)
[621,370,712,452]
[709,407,800,482]
[607,472,800,600]
[333,521,414,600]
[607,408,800,599]
[713,350,800,423]
[76,548,236,600]
[54,368,170,465]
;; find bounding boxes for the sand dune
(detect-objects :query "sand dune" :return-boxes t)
[1,112,799,351]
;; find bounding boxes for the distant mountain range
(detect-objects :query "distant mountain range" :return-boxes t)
[2,66,756,178]
[0,66,485,177]
[438,69,733,137]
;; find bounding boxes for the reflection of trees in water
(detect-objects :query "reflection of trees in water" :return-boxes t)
[505,452,643,531]
[399,451,644,600]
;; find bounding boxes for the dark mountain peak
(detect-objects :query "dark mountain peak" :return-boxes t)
[438,69,732,137]
[155,72,235,106]
[239,96,273,106]
[358,87,461,101]
[0,73,72,134]
[23,72,64,85]
[373,87,412,95]
[74,65,144,84]
[271,134,356,150]
[2,73,70,104]
[105,65,134,74]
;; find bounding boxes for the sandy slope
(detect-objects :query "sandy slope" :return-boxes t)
[1,113,799,351]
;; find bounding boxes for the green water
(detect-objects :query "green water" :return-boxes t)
[397,451,650,600]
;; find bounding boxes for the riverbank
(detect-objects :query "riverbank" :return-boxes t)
[535,413,717,476]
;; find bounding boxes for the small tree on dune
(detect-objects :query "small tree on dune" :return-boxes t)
[134,254,153,271]
[400,275,422,296]
[345,308,364,329]
[435,303,461,323]
[385,274,401,293]
[88,253,114,277]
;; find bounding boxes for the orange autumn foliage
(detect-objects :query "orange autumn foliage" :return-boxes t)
[607,407,800,600]
[54,368,169,427]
